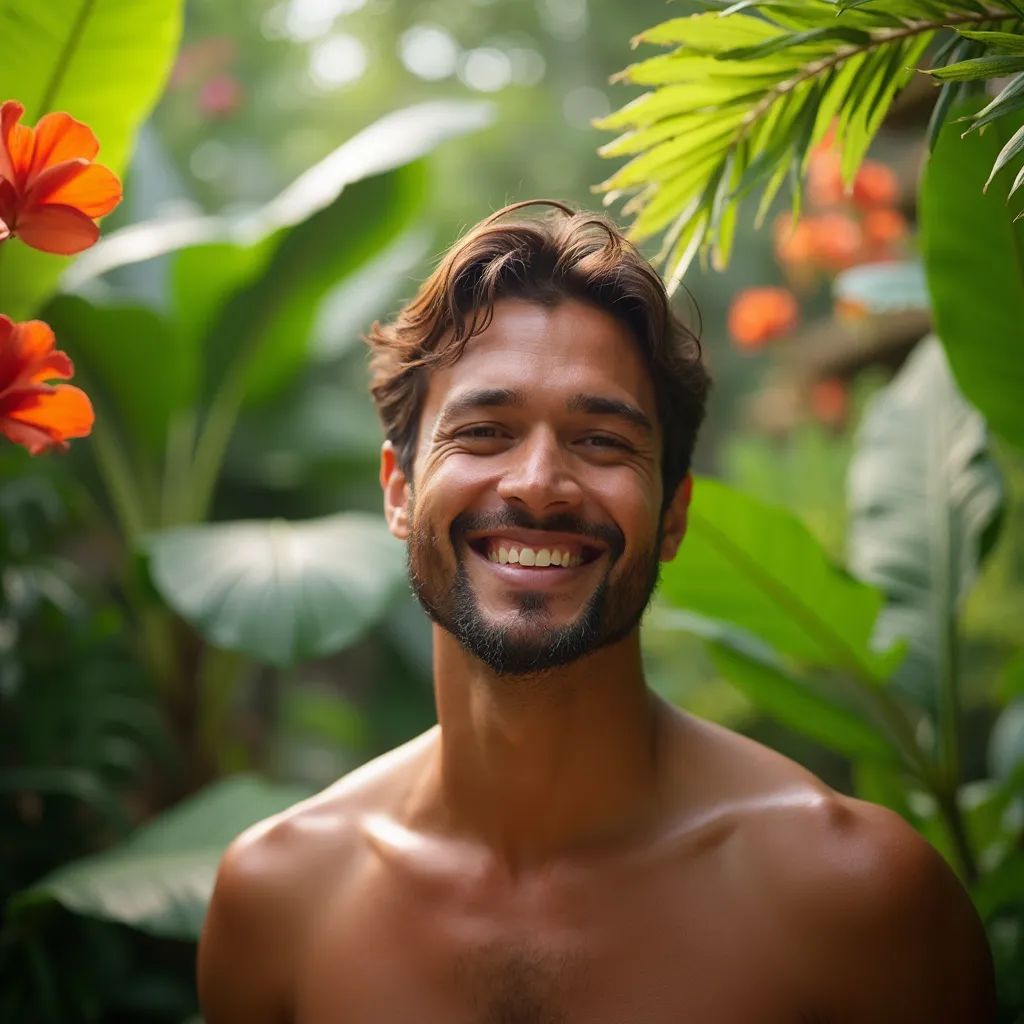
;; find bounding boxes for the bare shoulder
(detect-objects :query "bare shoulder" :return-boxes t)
[197,727,438,1024]
[674,713,995,1021]
[773,794,996,1022]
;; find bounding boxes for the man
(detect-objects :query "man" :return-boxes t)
[198,201,995,1023]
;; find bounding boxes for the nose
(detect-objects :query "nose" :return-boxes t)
[495,426,583,514]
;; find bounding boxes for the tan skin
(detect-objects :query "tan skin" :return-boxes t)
[199,299,996,1023]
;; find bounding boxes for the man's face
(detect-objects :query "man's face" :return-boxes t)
[382,298,690,676]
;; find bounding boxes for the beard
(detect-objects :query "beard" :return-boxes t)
[407,504,662,677]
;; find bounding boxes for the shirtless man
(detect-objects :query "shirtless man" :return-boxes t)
[198,201,996,1023]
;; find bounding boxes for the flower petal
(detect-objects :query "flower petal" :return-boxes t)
[0,317,61,390]
[0,177,17,225]
[23,157,90,206]
[35,161,122,218]
[14,203,99,254]
[0,99,34,185]
[28,111,100,177]
[2,382,94,452]
[0,413,68,455]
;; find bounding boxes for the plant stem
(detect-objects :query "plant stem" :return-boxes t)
[196,645,248,774]
[160,408,197,527]
[739,7,1020,136]
[936,786,979,885]
[89,416,145,542]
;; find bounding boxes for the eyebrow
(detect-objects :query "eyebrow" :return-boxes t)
[434,387,653,436]
[566,393,653,435]
[435,387,525,431]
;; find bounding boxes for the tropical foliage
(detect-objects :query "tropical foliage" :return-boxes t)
[597,0,1024,290]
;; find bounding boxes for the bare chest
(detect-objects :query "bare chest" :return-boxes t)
[292,850,811,1024]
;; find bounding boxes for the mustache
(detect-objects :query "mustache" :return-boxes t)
[449,506,625,558]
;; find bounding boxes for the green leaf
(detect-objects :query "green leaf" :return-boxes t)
[989,698,1024,781]
[953,30,1024,54]
[972,848,1024,918]
[8,775,312,940]
[660,476,900,681]
[599,4,936,286]
[146,513,406,667]
[0,0,183,318]
[42,296,193,458]
[997,651,1024,702]
[847,337,1004,715]
[960,72,1024,136]
[718,26,870,61]
[635,11,783,51]
[920,106,1024,449]
[984,120,1024,190]
[661,610,896,759]
[927,54,1024,82]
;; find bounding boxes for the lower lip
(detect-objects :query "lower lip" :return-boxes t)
[469,547,602,586]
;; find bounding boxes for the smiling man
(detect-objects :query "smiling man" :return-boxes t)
[198,201,995,1023]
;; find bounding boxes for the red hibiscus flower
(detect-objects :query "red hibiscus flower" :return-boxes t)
[0,100,122,255]
[0,315,94,454]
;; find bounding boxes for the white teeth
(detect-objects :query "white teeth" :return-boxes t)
[485,542,584,567]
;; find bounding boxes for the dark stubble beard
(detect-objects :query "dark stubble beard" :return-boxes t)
[407,505,663,677]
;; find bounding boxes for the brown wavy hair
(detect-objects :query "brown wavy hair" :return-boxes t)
[365,200,710,508]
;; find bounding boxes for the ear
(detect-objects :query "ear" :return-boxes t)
[659,472,693,561]
[380,441,411,540]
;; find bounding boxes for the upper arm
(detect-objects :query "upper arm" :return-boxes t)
[797,800,996,1023]
[197,829,294,1024]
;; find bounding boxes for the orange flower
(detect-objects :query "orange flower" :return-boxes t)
[0,316,94,454]
[727,287,798,349]
[863,207,908,249]
[852,161,898,209]
[0,100,121,255]
[806,213,864,272]
[774,215,817,266]
[807,149,845,209]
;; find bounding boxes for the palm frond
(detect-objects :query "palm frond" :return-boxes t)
[597,1,1024,290]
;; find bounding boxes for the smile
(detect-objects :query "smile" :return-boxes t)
[466,532,606,571]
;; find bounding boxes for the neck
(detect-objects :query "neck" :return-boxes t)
[425,627,664,870]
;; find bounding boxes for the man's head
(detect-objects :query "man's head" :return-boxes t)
[367,200,710,676]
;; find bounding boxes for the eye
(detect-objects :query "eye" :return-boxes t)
[457,425,502,439]
[581,434,631,451]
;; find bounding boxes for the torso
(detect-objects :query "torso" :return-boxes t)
[231,708,847,1024]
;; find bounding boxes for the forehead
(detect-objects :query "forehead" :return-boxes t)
[420,297,657,420]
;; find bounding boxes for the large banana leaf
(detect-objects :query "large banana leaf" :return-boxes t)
[656,608,896,761]
[660,476,901,683]
[44,297,184,460]
[847,338,1003,763]
[920,108,1024,452]
[146,513,406,667]
[0,0,183,317]
[8,775,312,940]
